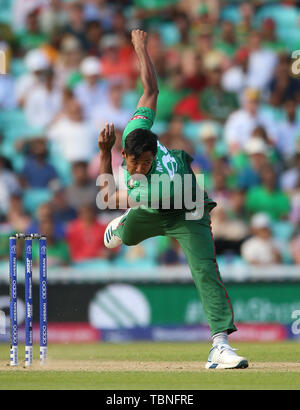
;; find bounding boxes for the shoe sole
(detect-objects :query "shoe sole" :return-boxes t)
[205,359,249,370]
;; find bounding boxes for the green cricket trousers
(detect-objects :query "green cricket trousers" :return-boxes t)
[114,207,237,336]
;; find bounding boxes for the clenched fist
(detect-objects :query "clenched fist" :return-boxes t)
[131,29,148,51]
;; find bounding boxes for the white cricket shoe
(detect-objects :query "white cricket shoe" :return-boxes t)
[104,215,123,249]
[205,344,249,370]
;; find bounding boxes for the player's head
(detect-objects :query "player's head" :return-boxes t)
[122,128,157,176]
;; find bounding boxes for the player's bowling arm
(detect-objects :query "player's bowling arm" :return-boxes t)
[132,30,159,112]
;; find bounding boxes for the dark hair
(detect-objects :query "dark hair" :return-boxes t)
[124,129,158,159]
[85,20,102,30]
[72,160,88,169]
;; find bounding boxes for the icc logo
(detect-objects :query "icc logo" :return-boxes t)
[291,310,300,335]
[10,245,17,254]
[291,51,300,78]
[41,246,47,255]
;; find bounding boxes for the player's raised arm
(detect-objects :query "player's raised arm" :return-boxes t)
[132,30,159,111]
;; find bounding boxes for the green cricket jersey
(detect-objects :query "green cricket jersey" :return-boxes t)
[122,107,216,213]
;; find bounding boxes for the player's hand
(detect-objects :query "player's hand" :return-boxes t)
[98,123,116,153]
[131,29,148,51]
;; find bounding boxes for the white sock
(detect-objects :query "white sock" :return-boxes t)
[212,332,229,347]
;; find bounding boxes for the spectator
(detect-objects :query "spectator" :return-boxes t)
[12,0,44,31]
[222,47,249,100]
[134,0,177,26]
[224,88,275,154]
[159,116,194,155]
[178,0,219,21]
[84,0,114,30]
[0,219,13,260]
[142,31,164,68]
[100,34,136,83]
[39,0,69,36]
[33,218,70,267]
[55,35,83,89]
[74,56,109,119]
[238,138,269,190]
[66,161,98,211]
[27,202,65,240]
[0,22,14,48]
[111,9,130,40]
[167,12,193,75]
[261,18,286,53]
[20,138,59,189]
[236,2,254,44]
[0,157,21,216]
[193,122,220,173]
[147,67,188,121]
[49,180,77,227]
[290,179,300,225]
[62,2,88,50]
[174,88,207,121]
[246,31,277,94]
[241,213,281,265]
[85,20,103,56]
[15,9,49,54]
[269,54,300,105]
[211,203,249,257]
[0,70,16,109]
[210,164,232,212]
[24,68,62,128]
[172,11,192,52]
[15,48,51,107]
[181,52,207,92]
[245,164,290,220]
[47,98,96,162]
[193,28,226,72]
[158,237,187,265]
[281,149,300,192]
[275,100,300,161]
[200,64,238,122]
[53,87,75,121]
[290,228,300,265]
[215,20,238,58]
[228,189,248,221]
[66,203,112,262]
[138,34,188,121]
[90,82,131,131]
[5,193,32,234]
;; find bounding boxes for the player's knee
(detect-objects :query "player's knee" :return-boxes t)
[122,237,139,246]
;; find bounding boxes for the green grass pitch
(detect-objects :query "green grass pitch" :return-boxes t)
[0,342,300,390]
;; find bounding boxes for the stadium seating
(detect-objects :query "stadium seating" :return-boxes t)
[22,188,53,215]
[0,0,12,25]
[256,4,299,28]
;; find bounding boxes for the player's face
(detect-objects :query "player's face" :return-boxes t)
[123,150,155,176]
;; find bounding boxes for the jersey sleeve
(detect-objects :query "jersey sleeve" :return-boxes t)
[122,106,156,147]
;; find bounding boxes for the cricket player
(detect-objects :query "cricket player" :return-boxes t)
[98,30,248,370]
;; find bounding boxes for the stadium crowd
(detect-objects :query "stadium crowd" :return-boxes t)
[0,0,300,269]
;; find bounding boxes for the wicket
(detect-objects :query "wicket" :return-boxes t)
[9,234,47,367]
